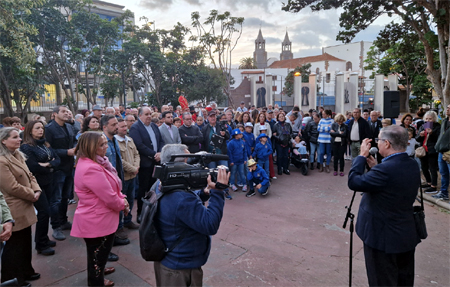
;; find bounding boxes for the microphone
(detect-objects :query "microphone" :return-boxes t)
[368,147,378,158]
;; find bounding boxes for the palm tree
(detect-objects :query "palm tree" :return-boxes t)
[239,57,257,69]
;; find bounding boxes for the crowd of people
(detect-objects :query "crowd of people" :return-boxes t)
[0,100,449,286]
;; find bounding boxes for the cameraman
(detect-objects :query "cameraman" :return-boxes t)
[202,111,230,168]
[154,144,230,286]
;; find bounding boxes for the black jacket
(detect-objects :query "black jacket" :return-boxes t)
[129,120,164,169]
[20,139,60,186]
[330,123,348,145]
[305,120,319,144]
[348,153,421,253]
[179,124,203,153]
[45,121,76,173]
[416,122,441,154]
[201,123,230,155]
[273,121,292,146]
[347,117,371,143]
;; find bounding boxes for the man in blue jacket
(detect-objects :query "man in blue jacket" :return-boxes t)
[348,125,421,286]
[246,159,270,197]
[154,144,230,286]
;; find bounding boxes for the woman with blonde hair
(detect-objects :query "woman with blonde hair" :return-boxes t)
[416,110,441,193]
[71,132,129,286]
[0,127,41,285]
[330,113,348,176]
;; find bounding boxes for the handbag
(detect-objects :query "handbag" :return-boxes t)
[415,132,429,158]
[413,186,428,239]
[442,150,450,163]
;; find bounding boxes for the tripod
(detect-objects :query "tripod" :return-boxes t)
[342,190,357,287]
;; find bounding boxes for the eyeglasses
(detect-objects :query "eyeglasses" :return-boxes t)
[375,138,389,144]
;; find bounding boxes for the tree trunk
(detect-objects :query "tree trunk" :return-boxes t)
[0,69,14,117]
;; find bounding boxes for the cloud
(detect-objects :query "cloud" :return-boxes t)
[184,0,201,5]
[217,0,276,12]
[244,17,275,28]
[139,0,173,10]
[265,37,280,44]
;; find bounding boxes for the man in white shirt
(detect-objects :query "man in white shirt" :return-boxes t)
[159,111,181,144]
[237,101,248,112]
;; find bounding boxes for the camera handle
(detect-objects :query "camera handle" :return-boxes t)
[342,190,357,287]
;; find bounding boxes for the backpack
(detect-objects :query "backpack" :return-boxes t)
[139,189,185,261]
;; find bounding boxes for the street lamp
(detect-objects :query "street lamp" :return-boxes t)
[294,71,301,108]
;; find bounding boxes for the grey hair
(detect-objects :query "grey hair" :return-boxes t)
[380,125,408,151]
[160,144,189,164]
[182,112,191,118]
[75,114,83,120]
[0,127,26,159]
[424,110,438,123]
[106,107,115,113]
[139,107,151,116]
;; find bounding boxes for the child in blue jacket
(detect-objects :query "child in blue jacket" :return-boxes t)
[242,122,256,159]
[246,159,270,197]
[252,133,272,176]
[227,128,247,191]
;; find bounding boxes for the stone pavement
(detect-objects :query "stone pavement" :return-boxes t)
[24,161,450,286]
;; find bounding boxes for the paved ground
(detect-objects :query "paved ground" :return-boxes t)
[24,161,450,286]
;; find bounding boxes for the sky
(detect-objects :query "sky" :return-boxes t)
[105,0,397,66]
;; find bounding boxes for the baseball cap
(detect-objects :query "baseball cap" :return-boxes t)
[92,105,102,111]
[232,128,242,136]
[208,110,216,117]
[240,101,245,104]
[244,122,253,128]
[259,125,267,131]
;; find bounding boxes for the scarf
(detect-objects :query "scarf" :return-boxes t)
[96,155,117,175]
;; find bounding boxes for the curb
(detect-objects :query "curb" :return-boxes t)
[422,193,450,211]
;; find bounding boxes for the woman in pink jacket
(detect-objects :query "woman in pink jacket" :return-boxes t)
[71,132,129,286]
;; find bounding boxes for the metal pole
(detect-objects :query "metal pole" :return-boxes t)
[122,70,126,109]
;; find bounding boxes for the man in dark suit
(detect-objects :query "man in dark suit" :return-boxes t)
[129,107,164,220]
[368,110,383,163]
[348,125,421,286]
[46,105,76,241]
[347,108,371,159]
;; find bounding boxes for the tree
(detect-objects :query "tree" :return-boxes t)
[283,63,311,96]
[191,10,244,107]
[239,57,257,69]
[0,0,44,117]
[282,0,450,107]
[365,22,433,112]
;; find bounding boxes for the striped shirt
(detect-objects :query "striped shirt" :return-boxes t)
[318,118,334,143]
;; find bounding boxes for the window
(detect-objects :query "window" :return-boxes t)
[346,61,353,71]
[272,75,277,81]
[272,86,277,91]
[326,73,331,83]
[316,67,320,74]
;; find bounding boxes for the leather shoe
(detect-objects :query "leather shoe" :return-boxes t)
[107,252,119,262]
[52,228,66,241]
[283,169,290,175]
[115,227,128,239]
[104,279,115,286]
[47,240,56,247]
[104,267,115,275]
[26,273,40,281]
[124,222,140,230]
[37,247,55,256]
[113,237,130,246]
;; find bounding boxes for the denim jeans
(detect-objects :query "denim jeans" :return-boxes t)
[258,159,270,178]
[319,142,332,165]
[309,142,318,163]
[207,160,228,169]
[50,170,73,229]
[438,153,450,196]
[248,177,269,194]
[119,178,136,228]
[230,163,246,186]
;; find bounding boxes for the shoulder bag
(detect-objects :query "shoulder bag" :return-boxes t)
[413,186,428,239]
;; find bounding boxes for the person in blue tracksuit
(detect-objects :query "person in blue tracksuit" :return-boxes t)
[246,159,270,197]
[252,133,272,176]
[227,129,247,191]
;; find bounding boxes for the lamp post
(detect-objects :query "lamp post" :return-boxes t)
[294,71,301,108]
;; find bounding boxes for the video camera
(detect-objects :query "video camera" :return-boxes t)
[152,152,229,193]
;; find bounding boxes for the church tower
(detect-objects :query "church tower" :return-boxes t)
[280,31,293,61]
[253,29,267,69]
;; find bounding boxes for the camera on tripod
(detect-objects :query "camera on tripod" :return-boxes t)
[152,153,229,193]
